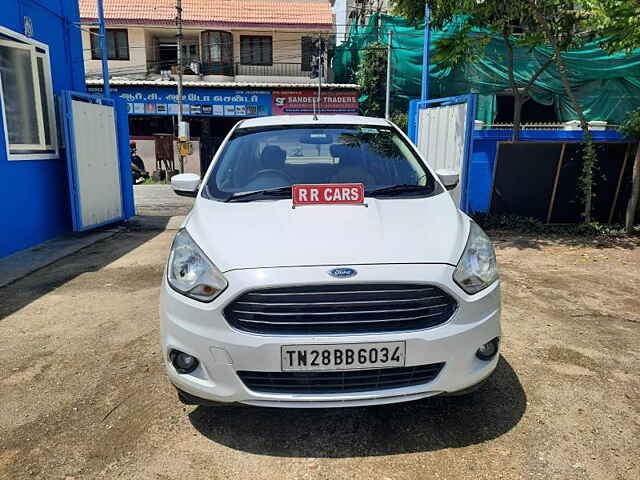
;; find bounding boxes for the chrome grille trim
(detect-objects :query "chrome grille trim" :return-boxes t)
[234,311,444,325]
[232,303,450,316]
[223,284,457,335]
[235,296,446,307]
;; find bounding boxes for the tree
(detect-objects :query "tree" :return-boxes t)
[619,109,640,233]
[584,0,640,232]
[523,1,599,222]
[356,41,387,117]
[356,41,409,124]
[391,0,555,141]
[582,0,640,53]
[393,0,602,222]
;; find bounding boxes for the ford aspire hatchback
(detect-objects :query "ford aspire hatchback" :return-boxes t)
[161,115,500,408]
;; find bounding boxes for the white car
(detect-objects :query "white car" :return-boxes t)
[161,115,500,408]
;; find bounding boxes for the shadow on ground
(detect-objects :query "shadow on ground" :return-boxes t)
[0,219,169,321]
[189,355,525,457]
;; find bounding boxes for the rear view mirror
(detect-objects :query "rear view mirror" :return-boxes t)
[171,173,201,197]
[435,169,459,191]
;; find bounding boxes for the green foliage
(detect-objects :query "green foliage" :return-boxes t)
[620,108,640,140]
[473,213,640,237]
[582,0,640,53]
[577,133,598,217]
[356,42,387,117]
[391,1,534,66]
[390,112,408,132]
[355,43,412,123]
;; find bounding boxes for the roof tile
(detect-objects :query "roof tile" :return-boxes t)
[79,0,334,28]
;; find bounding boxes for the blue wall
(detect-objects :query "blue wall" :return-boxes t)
[0,0,86,258]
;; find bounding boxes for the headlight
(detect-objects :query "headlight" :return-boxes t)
[167,229,227,302]
[453,221,498,294]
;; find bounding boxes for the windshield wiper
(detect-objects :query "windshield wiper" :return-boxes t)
[367,184,430,196]
[224,186,292,202]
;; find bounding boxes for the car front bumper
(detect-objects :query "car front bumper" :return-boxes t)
[160,264,501,408]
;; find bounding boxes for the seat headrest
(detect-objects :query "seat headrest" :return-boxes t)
[260,146,286,169]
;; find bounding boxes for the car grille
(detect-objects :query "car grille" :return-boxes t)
[223,284,457,335]
[237,363,445,394]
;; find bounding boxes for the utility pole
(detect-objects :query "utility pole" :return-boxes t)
[317,35,324,106]
[96,0,110,98]
[385,30,393,119]
[176,0,185,173]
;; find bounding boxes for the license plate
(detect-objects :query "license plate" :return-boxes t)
[281,341,406,371]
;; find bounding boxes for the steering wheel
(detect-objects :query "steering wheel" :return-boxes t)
[246,169,293,186]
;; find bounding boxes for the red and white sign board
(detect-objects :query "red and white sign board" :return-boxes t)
[272,90,359,115]
[292,184,365,206]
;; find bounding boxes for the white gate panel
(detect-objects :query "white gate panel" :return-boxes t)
[70,100,123,228]
[416,102,468,205]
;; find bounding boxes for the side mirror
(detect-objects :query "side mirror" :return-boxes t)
[171,173,201,197]
[436,169,459,191]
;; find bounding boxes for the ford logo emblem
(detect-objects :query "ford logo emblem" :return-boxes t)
[328,268,357,279]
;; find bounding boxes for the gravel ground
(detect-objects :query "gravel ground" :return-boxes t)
[0,229,638,480]
[133,184,195,217]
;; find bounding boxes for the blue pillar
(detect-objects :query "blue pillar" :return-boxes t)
[420,5,431,101]
[97,0,110,98]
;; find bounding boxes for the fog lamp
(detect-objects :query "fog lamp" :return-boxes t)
[476,338,500,361]
[170,350,199,374]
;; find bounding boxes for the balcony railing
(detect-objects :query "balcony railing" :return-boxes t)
[235,62,316,78]
[151,61,326,79]
[200,61,234,76]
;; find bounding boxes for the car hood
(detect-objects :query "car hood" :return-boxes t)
[186,193,469,272]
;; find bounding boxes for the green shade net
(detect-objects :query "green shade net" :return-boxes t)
[334,13,640,124]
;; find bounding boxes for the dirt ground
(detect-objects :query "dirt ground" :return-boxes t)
[0,227,638,480]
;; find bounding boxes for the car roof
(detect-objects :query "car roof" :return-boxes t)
[238,115,392,129]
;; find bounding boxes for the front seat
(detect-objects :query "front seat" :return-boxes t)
[259,145,287,170]
[330,145,376,186]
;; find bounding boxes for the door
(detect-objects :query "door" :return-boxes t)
[409,94,477,212]
[62,91,128,231]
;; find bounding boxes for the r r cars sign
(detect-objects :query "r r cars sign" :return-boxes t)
[292,184,365,206]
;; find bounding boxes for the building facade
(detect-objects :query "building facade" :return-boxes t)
[0,0,85,258]
[79,0,359,175]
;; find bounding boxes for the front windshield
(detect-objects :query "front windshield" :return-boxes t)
[204,124,441,201]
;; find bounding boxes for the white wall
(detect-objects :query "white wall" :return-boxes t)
[83,27,148,76]
[82,25,331,81]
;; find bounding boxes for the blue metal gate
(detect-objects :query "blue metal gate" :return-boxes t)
[408,94,477,212]
[61,91,134,231]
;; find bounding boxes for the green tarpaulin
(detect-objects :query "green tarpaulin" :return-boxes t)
[334,14,640,124]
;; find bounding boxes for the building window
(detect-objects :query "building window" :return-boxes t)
[202,31,232,63]
[240,36,272,66]
[301,37,315,72]
[0,28,57,160]
[90,29,129,60]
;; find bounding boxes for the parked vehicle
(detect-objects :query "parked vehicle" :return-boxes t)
[161,115,500,408]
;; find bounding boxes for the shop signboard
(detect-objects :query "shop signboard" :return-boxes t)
[86,85,272,117]
[272,90,359,115]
